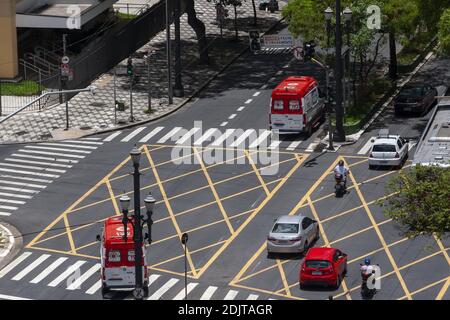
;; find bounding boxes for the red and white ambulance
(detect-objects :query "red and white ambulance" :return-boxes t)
[269,76,325,135]
[98,216,149,298]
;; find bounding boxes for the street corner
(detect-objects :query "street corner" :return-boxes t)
[24,143,309,279]
[0,222,23,270]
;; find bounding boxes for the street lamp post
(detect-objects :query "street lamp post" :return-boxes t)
[324,7,333,48]
[181,232,189,300]
[119,194,131,241]
[166,0,173,104]
[343,7,352,75]
[173,0,184,97]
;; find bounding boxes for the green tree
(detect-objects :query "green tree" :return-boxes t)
[438,8,450,55]
[380,165,450,239]
[414,0,450,32]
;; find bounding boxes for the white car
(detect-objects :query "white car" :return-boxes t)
[368,130,409,169]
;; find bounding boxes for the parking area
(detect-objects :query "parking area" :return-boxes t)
[230,156,450,300]
[25,144,309,279]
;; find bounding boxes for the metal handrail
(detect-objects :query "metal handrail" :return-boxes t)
[0,87,96,125]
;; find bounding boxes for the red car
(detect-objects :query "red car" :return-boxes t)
[299,247,347,289]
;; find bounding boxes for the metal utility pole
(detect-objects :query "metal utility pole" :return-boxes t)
[127,57,134,122]
[166,0,173,104]
[62,34,70,131]
[113,67,117,124]
[147,51,152,113]
[325,69,334,151]
[334,0,345,142]
[173,0,184,97]
[181,233,188,300]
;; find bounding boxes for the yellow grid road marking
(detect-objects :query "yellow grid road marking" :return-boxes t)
[276,259,291,296]
[143,144,197,277]
[436,277,450,300]
[346,158,412,300]
[193,147,234,234]
[245,150,270,196]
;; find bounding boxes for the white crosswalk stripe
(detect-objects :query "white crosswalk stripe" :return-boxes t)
[30,257,68,284]
[139,126,164,143]
[121,127,147,142]
[103,131,122,142]
[268,140,281,150]
[0,179,46,189]
[11,153,78,163]
[25,146,91,154]
[247,294,259,300]
[48,261,87,287]
[249,130,271,149]
[0,162,65,174]
[0,252,32,278]
[147,278,179,300]
[229,129,255,147]
[0,192,32,199]
[38,143,97,150]
[0,186,38,194]
[0,198,26,205]
[85,280,102,295]
[0,168,59,179]
[0,212,12,216]
[18,149,85,159]
[157,127,182,144]
[66,264,101,290]
[287,140,303,151]
[0,174,52,184]
[0,205,18,211]
[5,158,73,168]
[64,140,103,145]
[176,127,201,145]
[172,282,199,300]
[193,128,219,145]
[200,286,218,300]
[224,289,239,300]
[11,254,51,281]
[358,138,375,155]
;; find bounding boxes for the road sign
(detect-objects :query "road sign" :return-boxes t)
[261,34,294,48]
[293,47,303,61]
[61,56,70,64]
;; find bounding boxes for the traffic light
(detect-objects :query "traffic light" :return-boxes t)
[127,58,133,76]
[303,41,316,62]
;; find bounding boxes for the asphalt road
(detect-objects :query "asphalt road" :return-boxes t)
[0,33,449,300]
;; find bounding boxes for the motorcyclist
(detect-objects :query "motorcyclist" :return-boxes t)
[360,257,374,280]
[334,160,350,187]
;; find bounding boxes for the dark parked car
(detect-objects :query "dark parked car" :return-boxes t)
[259,0,279,12]
[394,83,437,116]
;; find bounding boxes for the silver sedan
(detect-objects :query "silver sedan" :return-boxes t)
[267,215,319,254]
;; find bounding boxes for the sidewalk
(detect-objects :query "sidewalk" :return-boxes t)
[0,1,286,144]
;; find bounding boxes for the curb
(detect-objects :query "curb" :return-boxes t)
[0,18,285,146]
[318,43,439,148]
[0,222,23,271]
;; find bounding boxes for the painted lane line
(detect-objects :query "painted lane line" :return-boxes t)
[85,280,102,295]
[48,261,87,287]
[157,127,182,144]
[0,168,59,179]
[176,127,201,145]
[268,140,281,150]
[148,274,161,286]
[147,278,179,300]
[224,290,239,300]
[247,294,259,300]
[0,186,38,194]
[30,257,68,284]
[357,138,375,155]
[64,140,103,145]
[220,122,228,127]
[210,129,235,147]
[193,128,219,146]
[0,212,11,216]
[249,130,272,149]
[0,293,32,300]
[253,92,261,97]
[245,99,253,104]
[0,198,26,205]
[18,149,85,159]
[103,131,122,142]
[237,106,245,112]
[172,282,199,300]
[408,142,417,151]
[200,286,218,300]
[305,142,318,153]
[121,127,147,142]
[38,143,97,150]
[260,84,268,90]
[24,146,91,154]
[12,254,51,281]
[5,158,72,168]
[0,174,52,184]
[67,264,101,290]
[0,205,18,211]
[228,114,237,120]
[229,129,255,147]
[0,162,66,174]
[139,126,164,143]
[0,252,32,278]
[0,192,32,199]
[287,140,303,151]
[11,154,78,163]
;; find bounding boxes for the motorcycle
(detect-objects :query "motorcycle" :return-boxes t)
[360,264,379,299]
[334,172,346,197]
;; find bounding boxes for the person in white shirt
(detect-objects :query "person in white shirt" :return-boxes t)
[334,160,350,186]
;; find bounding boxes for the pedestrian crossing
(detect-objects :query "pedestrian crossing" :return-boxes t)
[0,138,102,217]
[254,48,293,55]
[0,251,270,300]
[101,126,313,152]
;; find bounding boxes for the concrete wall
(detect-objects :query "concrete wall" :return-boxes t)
[0,0,19,79]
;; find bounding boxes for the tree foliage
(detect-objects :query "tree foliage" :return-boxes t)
[414,0,450,32]
[380,165,450,239]
[438,8,450,55]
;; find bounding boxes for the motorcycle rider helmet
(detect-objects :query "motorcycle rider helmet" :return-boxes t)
[338,160,344,166]
[364,257,371,265]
